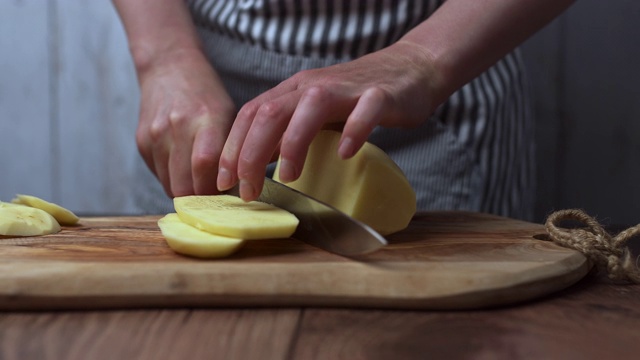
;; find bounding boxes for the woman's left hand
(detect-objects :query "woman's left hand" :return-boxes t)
[216,41,442,201]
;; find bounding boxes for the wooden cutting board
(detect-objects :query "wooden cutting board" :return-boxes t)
[0,212,589,310]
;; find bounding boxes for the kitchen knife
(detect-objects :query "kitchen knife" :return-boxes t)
[228,177,387,256]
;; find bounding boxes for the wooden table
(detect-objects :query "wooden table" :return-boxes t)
[1,222,639,360]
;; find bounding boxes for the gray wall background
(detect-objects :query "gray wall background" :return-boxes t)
[1,0,639,225]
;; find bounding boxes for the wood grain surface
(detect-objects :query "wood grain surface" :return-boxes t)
[0,309,301,360]
[0,212,588,310]
[1,279,638,360]
[290,278,640,360]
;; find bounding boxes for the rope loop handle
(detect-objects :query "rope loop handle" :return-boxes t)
[545,209,640,283]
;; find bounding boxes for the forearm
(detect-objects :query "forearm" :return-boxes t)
[112,0,203,75]
[398,0,575,106]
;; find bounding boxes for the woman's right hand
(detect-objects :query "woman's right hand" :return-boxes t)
[136,48,236,198]
[112,0,236,198]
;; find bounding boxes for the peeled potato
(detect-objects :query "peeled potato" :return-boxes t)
[274,130,416,236]
[0,204,61,236]
[158,213,244,258]
[11,194,79,225]
[0,201,25,209]
[174,195,299,240]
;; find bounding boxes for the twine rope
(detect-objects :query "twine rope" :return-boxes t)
[545,209,640,283]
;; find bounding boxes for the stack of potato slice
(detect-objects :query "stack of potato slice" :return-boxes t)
[158,195,299,259]
[0,194,79,236]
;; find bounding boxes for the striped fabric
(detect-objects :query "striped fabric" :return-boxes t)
[132,0,535,220]
[188,0,444,59]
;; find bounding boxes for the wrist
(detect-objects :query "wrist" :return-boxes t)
[113,0,205,79]
[385,40,452,110]
[129,35,204,77]
[133,44,208,83]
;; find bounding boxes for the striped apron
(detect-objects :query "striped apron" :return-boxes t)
[134,0,535,220]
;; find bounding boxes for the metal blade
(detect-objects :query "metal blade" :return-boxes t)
[229,178,387,256]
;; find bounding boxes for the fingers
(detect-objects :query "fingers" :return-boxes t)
[279,86,353,182]
[339,87,391,159]
[166,110,208,197]
[219,96,297,201]
[169,112,233,197]
[135,125,158,180]
[191,123,227,195]
[219,86,389,202]
[220,84,362,201]
[216,106,254,194]
[133,48,238,199]
[149,146,172,198]
[141,115,174,197]
[217,81,299,193]
[140,110,230,198]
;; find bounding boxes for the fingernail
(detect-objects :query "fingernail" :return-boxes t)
[217,167,232,191]
[278,158,298,183]
[240,180,256,201]
[338,137,355,159]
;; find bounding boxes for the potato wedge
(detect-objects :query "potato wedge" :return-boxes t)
[174,195,298,240]
[0,204,61,236]
[274,130,416,236]
[11,194,79,225]
[158,213,244,258]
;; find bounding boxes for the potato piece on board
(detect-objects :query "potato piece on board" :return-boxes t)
[174,195,299,240]
[0,204,61,236]
[0,201,25,209]
[158,213,244,258]
[11,194,79,225]
[274,130,416,236]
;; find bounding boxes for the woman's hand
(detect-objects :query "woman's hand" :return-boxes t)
[215,0,576,202]
[137,48,236,197]
[217,42,441,201]
[114,0,574,203]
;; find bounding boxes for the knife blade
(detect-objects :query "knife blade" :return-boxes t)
[228,178,387,256]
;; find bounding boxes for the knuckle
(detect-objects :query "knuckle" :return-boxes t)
[191,151,218,172]
[302,86,331,104]
[168,106,214,129]
[257,101,285,120]
[148,118,169,141]
[368,86,391,102]
[168,110,189,127]
[238,101,261,119]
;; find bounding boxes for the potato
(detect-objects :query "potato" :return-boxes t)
[11,194,79,225]
[0,202,61,236]
[0,201,25,209]
[158,213,244,258]
[173,195,299,240]
[274,130,416,236]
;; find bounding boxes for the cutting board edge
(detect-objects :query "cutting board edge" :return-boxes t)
[0,256,590,311]
[0,212,592,310]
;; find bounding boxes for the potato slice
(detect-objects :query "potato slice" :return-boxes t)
[174,195,298,240]
[274,130,416,236]
[0,201,25,209]
[0,204,61,236]
[158,213,244,258]
[11,194,79,225]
